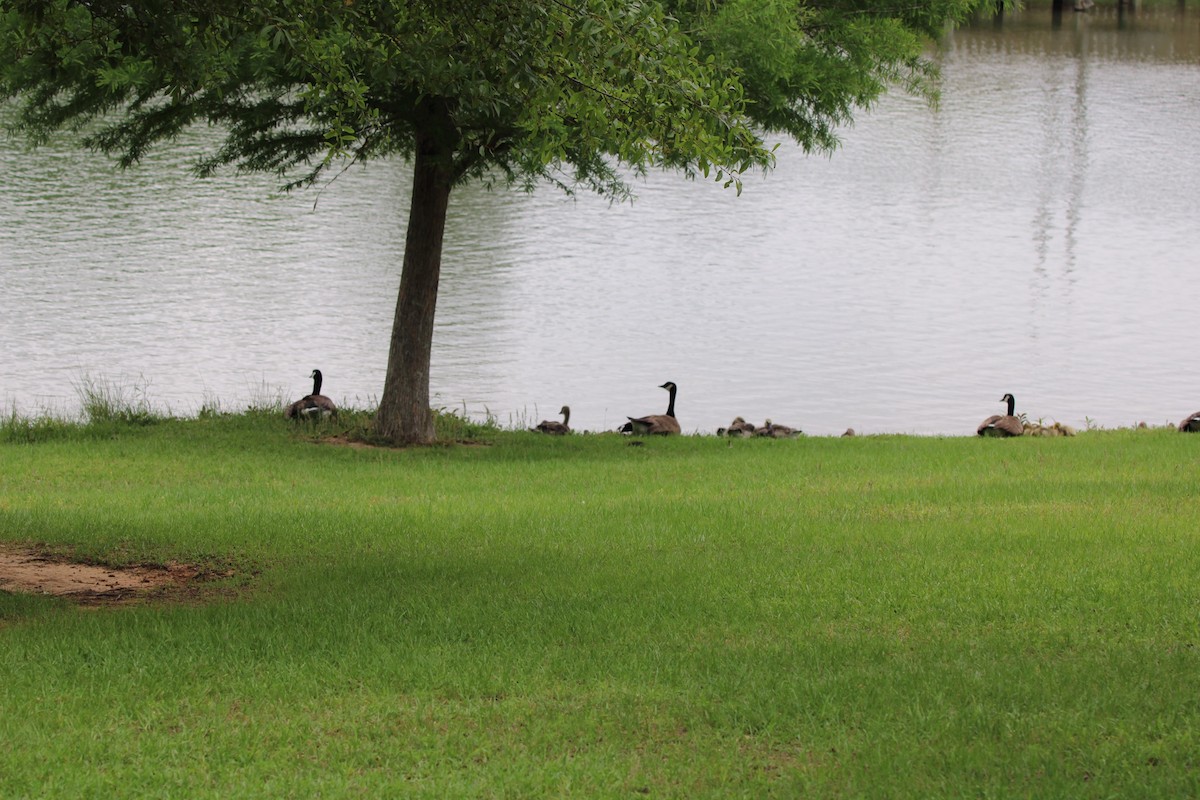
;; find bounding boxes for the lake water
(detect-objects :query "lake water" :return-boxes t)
[3,4,1199,435]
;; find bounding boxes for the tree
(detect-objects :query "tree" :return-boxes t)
[1,0,985,443]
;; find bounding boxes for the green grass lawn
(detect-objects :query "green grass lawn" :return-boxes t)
[1,413,1198,797]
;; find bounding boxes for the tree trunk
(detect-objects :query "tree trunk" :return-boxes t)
[374,128,455,444]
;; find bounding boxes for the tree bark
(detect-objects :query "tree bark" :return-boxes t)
[374,126,455,444]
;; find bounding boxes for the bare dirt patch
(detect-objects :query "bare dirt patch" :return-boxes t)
[0,543,232,607]
[319,435,491,450]
[321,435,393,450]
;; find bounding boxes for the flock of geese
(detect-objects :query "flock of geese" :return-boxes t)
[287,372,1200,437]
[974,394,1200,436]
[528,380,805,438]
[531,380,798,438]
[535,386,1200,438]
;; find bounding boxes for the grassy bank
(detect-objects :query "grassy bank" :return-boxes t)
[1,413,1198,797]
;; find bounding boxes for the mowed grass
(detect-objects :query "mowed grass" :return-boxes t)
[1,414,1198,797]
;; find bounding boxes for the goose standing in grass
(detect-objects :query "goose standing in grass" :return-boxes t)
[1179,411,1200,432]
[285,369,337,420]
[534,405,571,435]
[977,393,1022,437]
[718,417,756,437]
[622,381,680,435]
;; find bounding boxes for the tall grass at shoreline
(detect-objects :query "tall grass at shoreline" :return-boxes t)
[1,413,1198,797]
[2,374,501,446]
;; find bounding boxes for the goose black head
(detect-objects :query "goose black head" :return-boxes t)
[658,381,678,418]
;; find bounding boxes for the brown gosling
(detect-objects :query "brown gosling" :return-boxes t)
[718,417,757,437]
[756,419,802,438]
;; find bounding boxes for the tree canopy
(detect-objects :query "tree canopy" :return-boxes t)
[1,0,987,443]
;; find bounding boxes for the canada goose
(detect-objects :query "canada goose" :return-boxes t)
[534,405,571,435]
[1179,411,1200,432]
[622,381,681,435]
[756,419,801,438]
[718,417,756,437]
[285,369,337,420]
[842,428,856,437]
[977,393,1022,437]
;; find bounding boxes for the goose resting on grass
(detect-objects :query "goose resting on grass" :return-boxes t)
[717,417,756,437]
[285,369,337,420]
[977,393,1022,437]
[756,419,802,438]
[620,381,681,435]
[1179,411,1200,432]
[534,405,571,435]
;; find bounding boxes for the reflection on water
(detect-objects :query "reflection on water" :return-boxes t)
[2,4,1199,434]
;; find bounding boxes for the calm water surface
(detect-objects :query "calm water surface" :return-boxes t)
[3,5,1199,435]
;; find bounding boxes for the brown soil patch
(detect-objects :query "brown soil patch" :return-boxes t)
[321,435,391,450]
[319,435,491,450]
[0,543,231,607]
